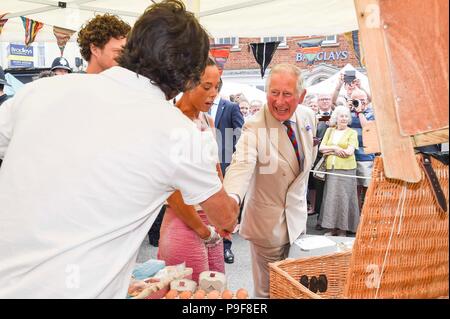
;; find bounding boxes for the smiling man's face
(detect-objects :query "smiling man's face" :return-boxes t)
[267,72,304,122]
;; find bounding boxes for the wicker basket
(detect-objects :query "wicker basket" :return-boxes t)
[269,250,352,299]
[269,155,449,299]
[343,155,449,298]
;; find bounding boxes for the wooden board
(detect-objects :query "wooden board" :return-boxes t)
[355,0,422,183]
[380,0,449,136]
[362,121,381,154]
[363,121,449,153]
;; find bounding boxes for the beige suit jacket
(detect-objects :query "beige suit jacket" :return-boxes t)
[223,105,318,248]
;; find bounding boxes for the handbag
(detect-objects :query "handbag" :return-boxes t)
[313,156,327,181]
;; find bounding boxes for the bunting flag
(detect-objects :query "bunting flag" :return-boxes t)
[209,45,232,76]
[53,26,76,56]
[0,13,9,35]
[344,30,364,67]
[297,38,324,66]
[250,41,280,78]
[21,16,44,46]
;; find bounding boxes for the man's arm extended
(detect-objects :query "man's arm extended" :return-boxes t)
[199,187,239,233]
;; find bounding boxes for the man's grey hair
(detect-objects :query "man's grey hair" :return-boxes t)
[266,63,304,95]
[318,93,332,99]
[329,105,352,126]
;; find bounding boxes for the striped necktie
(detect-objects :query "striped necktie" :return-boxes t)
[283,120,303,171]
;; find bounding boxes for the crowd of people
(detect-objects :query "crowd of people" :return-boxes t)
[302,73,376,236]
[0,0,378,299]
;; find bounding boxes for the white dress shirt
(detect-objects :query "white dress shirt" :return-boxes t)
[209,95,221,121]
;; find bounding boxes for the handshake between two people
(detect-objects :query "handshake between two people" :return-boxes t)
[167,187,240,247]
[199,188,240,246]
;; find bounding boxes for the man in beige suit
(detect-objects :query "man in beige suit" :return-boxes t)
[224,64,318,298]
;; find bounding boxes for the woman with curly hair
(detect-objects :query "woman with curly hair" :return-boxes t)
[77,14,131,74]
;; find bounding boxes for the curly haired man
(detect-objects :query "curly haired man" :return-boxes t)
[77,14,131,74]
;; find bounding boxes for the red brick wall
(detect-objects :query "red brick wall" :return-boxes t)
[222,35,361,71]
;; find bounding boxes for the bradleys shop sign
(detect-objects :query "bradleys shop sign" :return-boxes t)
[9,44,34,68]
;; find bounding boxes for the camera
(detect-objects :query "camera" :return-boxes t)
[343,70,356,84]
[352,99,360,108]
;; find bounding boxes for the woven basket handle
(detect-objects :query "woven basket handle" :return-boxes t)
[419,153,447,213]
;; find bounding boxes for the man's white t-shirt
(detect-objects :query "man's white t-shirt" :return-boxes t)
[0,67,221,298]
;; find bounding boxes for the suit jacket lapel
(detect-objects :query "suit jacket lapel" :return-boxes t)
[264,106,300,176]
[215,99,225,124]
[293,110,313,179]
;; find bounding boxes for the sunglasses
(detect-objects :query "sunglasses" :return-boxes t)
[299,274,328,293]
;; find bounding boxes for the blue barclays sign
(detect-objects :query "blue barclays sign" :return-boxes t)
[296,50,349,62]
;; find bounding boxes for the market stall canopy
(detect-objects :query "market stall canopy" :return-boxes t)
[220,80,267,104]
[0,0,359,42]
[306,63,370,96]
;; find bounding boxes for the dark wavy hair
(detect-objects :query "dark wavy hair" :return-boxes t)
[77,14,131,62]
[118,0,210,100]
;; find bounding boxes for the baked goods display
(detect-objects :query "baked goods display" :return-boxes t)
[127,262,193,299]
[128,262,250,299]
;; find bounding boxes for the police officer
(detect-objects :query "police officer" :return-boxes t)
[50,57,72,75]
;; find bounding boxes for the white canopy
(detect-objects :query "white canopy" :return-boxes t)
[220,80,267,104]
[305,63,370,96]
[0,0,359,42]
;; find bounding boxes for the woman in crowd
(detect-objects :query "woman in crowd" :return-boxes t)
[306,95,319,114]
[239,100,250,119]
[158,58,227,282]
[318,105,359,236]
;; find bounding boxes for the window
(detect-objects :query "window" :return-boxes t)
[37,43,45,67]
[321,34,338,46]
[262,36,287,48]
[215,37,239,50]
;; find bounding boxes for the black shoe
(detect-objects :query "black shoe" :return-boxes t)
[224,248,234,264]
[315,224,324,231]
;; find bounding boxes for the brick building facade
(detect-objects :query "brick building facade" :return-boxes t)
[220,34,365,91]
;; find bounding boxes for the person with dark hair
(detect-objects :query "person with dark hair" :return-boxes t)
[117,2,210,100]
[77,14,131,74]
[0,66,10,107]
[158,58,227,283]
[33,70,56,80]
[0,0,238,298]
